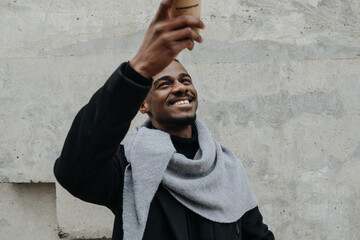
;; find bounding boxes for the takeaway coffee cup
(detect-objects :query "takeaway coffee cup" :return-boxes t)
[170,0,201,32]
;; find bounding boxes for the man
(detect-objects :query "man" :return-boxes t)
[54,0,275,239]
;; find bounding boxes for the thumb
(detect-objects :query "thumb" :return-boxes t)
[153,0,176,22]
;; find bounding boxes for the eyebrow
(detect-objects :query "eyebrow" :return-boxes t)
[179,73,192,79]
[153,73,192,86]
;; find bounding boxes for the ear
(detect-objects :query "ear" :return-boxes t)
[139,101,150,114]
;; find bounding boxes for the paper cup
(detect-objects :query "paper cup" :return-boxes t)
[170,0,201,32]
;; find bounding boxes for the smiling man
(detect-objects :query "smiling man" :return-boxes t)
[54,0,274,239]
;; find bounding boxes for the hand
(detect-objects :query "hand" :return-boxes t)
[130,0,205,78]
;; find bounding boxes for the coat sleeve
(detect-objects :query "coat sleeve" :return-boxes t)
[53,62,152,210]
[241,206,275,239]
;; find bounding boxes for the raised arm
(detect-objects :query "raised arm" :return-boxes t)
[53,63,152,209]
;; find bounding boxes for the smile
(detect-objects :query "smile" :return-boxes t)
[173,100,190,106]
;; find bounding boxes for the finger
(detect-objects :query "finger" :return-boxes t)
[153,0,176,22]
[165,15,205,31]
[174,39,195,52]
[186,39,195,51]
[165,27,203,43]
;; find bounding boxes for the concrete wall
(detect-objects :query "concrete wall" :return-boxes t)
[1,0,359,239]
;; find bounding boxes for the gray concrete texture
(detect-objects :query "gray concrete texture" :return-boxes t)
[0,0,359,239]
[0,183,59,240]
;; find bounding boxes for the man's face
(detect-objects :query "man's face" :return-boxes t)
[141,61,198,128]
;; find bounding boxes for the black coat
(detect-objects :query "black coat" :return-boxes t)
[54,63,275,240]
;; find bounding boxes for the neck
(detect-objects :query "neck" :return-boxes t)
[151,121,192,138]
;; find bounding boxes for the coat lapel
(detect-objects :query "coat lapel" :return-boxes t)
[156,185,189,240]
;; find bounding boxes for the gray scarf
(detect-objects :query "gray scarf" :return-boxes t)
[122,119,258,240]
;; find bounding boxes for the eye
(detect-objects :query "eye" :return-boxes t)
[158,81,170,88]
[181,78,192,84]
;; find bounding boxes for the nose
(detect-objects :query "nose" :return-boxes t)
[171,80,187,94]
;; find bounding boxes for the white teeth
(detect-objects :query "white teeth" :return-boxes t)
[173,100,190,105]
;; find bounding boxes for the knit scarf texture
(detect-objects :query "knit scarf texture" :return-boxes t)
[122,119,258,240]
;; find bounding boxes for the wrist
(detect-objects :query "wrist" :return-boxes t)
[129,58,152,79]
